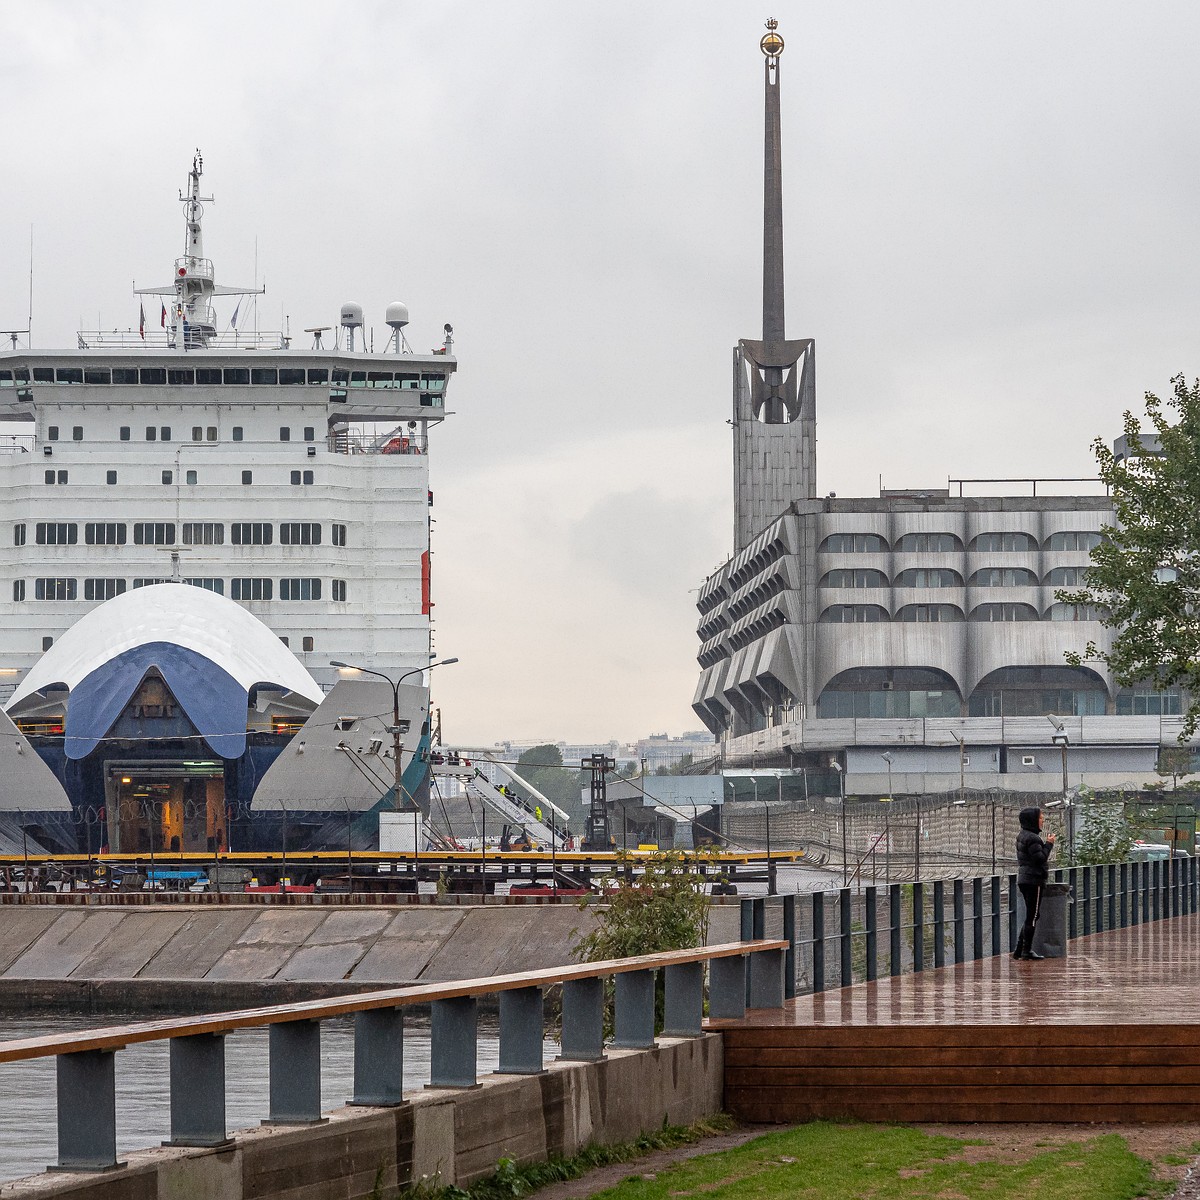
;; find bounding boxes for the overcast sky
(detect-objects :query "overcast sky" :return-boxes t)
[2,2,1199,745]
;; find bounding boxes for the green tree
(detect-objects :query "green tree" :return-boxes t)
[1158,746,1194,789]
[1059,374,1200,737]
[513,744,585,826]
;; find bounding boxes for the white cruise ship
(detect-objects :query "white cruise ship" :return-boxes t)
[0,153,456,705]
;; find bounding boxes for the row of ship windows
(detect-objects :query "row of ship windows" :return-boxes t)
[14,523,346,547]
[821,566,1089,589]
[39,469,317,486]
[47,425,319,443]
[33,629,320,653]
[13,577,348,602]
[820,532,1103,554]
[820,602,1103,623]
[3,367,446,390]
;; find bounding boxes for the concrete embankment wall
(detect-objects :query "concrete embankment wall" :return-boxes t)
[0,903,632,1009]
[4,1036,724,1200]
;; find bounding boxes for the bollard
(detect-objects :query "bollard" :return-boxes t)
[169,1033,230,1145]
[663,962,704,1037]
[612,969,656,1049]
[430,997,479,1087]
[709,954,747,1020]
[267,1019,324,1124]
[497,987,545,1074]
[351,1007,406,1105]
[55,1049,121,1171]
[559,977,605,1061]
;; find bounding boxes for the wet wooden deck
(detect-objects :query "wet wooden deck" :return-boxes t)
[715,914,1200,1123]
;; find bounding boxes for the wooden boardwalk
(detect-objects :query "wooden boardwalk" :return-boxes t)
[715,914,1200,1123]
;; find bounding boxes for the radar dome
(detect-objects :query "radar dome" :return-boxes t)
[385,302,410,330]
[339,302,364,329]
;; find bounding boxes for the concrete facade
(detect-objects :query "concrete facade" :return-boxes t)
[1,1036,724,1199]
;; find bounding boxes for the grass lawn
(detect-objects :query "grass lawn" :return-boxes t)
[582,1122,1170,1200]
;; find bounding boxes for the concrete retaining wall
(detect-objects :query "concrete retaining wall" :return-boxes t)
[2,1036,723,1200]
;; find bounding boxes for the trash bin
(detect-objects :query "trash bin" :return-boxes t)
[1017,881,1072,958]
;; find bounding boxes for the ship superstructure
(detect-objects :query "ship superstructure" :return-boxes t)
[0,154,456,704]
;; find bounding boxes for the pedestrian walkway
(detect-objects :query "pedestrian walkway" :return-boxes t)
[714,913,1200,1123]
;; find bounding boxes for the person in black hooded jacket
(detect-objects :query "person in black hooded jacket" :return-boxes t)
[1014,806,1056,960]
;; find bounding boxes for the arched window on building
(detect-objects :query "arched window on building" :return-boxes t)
[819,604,889,623]
[1044,566,1089,587]
[820,533,888,553]
[968,666,1107,717]
[970,603,1039,622]
[1045,530,1103,551]
[894,568,962,588]
[971,532,1038,552]
[817,667,962,719]
[894,532,962,553]
[970,567,1038,587]
[895,604,965,622]
[820,568,889,589]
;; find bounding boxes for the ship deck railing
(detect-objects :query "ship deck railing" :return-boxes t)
[74,330,290,351]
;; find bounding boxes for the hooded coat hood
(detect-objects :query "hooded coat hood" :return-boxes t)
[1018,806,1042,832]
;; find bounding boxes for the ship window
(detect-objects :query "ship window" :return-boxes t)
[349,371,367,387]
[57,470,67,484]
[291,471,300,484]
[421,373,446,391]
[167,369,194,386]
[231,522,272,546]
[12,580,23,602]
[251,368,278,385]
[397,373,420,388]
[145,426,157,441]
[162,470,173,485]
[185,470,197,485]
[34,578,77,601]
[13,524,25,546]
[279,636,289,647]
[195,368,222,385]
[280,522,321,546]
[139,368,166,385]
[368,371,393,385]
[332,523,347,547]
[84,578,126,602]
[133,522,175,546]
[0,371,12,385]
[85,523,126,545]
[279,368,306,385]
[12,368,28,384]
[304,426,315,442]
[184,578,224,595]
[132,578,170,588]
[112,369,138,385]
[332,580,346,602]
[241,470,252,484]
[206,426,217,441]
[33,368,54,383]
[160,426,171,441]
[232,426,244,441]
[119,427,130,441]
[84,368,110,385]
[306,369,328,385]
[279,427,291,441]
[192,426,203,441]
[183,522,224,545]
[302,636,314,652]
[47,426,58,441]
[43,471,52,485]
[106,471,117,485]
[280,578,321,600]
[72,427,82,441]
[305,470,313,484]
[224,368,250,385]
[36,523,78,545]
[231,577,272,601]
[331,369,349,384]
[41,636,52,650]
[55,368,83,384]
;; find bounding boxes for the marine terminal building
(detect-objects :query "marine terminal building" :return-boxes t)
[692,24,1177,798]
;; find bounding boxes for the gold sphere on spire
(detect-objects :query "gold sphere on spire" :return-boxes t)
[760,18,783,58]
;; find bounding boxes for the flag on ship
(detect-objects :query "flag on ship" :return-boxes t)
[230,299,241,330]
[138,302,145,341]
[160,302,167,328]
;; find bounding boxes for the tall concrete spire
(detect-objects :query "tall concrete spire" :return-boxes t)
[733,18,817,552]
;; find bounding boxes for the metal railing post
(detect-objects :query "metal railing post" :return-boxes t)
[708,954,747,1020]
[56,1049,120,1170]
[839,888,852,987]
[865,886,878,982]
[613,969,656,1048]
[429,997,478,1087]
[1152,860,1161,922]
[889,884,902,977]
[559,977,605,1060]
[739,897,754,942]
[1082,866,1092,937]
[169,1033,230,1145]
[749,946,786,1009]
[497,987,545,1073]
[1067,867,1078,940]
[933,880,946,968]
[913,881,924,973]
[1008,874,1018,952]
[663,962,704,1037]
[1121,861,1131,926]
[971,878,983,960]
[1143,860,1151,923]
[812,892,825,994]
[1108,863,1117,930]
[352,1007,405,1105]
[990,876,1001,956]
[782,893,797,1000]
[268,1019,323,1123]
[953,879,965,964]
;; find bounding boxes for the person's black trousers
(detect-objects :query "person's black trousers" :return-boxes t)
[1018,881,1043,948]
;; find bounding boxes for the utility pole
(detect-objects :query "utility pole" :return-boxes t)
[581,754,615,851]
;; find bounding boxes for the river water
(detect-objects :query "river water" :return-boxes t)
[0,1013,554,1184]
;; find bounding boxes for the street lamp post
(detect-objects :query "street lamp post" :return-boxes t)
[832,761,847,887]
[1047,715,1071,858]
[880,752,894,883]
